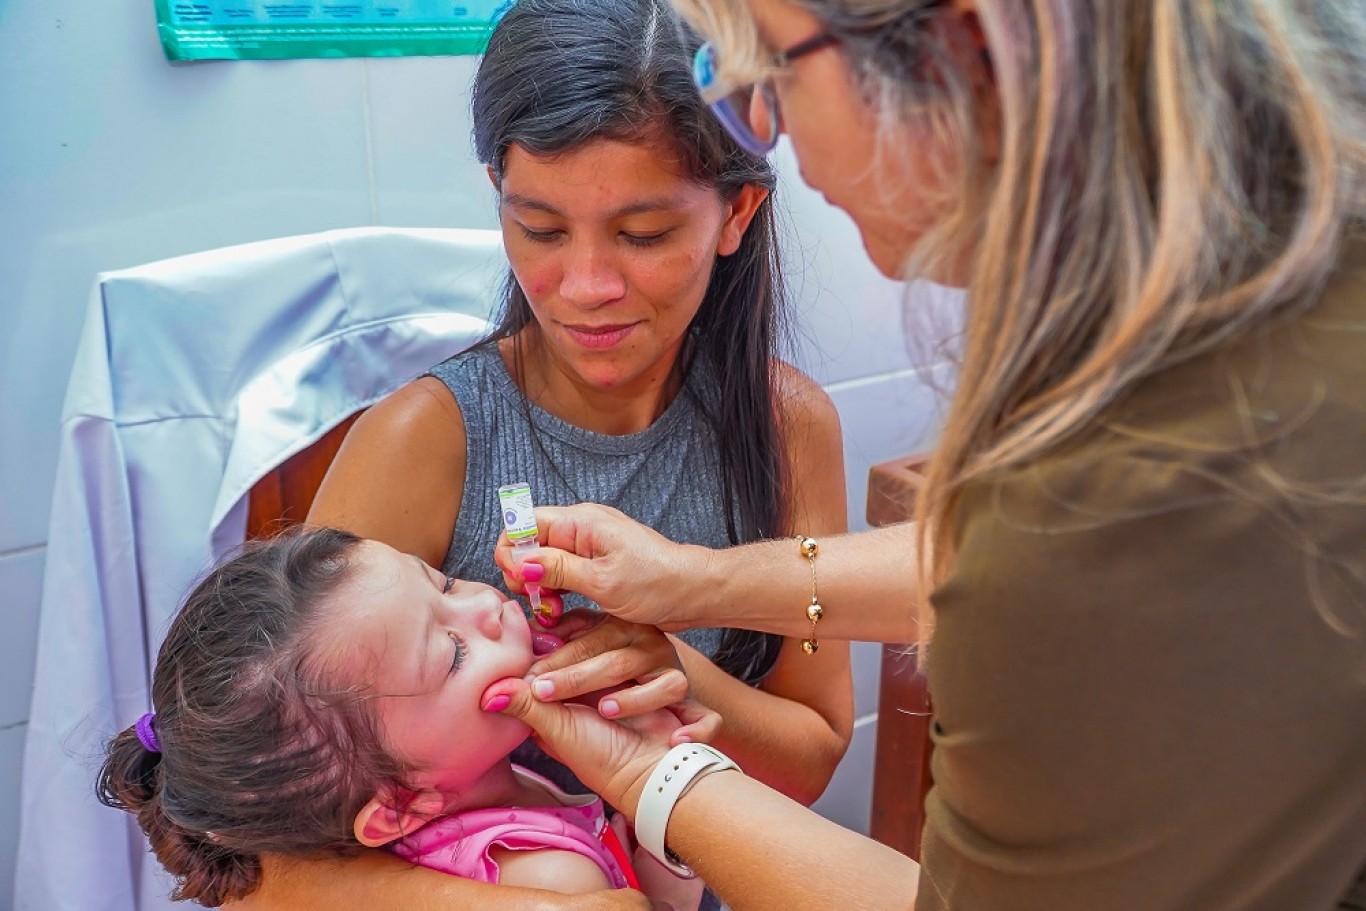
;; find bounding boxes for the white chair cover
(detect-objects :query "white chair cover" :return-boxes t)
[17,227,505,911]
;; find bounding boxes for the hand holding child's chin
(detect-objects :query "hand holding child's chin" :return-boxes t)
[480,676,683,819]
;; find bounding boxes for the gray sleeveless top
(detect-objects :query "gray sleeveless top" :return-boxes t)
[430,343,736,653]
[431,343,755,908]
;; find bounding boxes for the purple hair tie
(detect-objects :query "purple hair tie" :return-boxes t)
[135,712,161,754]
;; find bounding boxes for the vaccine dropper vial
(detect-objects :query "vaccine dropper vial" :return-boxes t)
[497,482,544,617]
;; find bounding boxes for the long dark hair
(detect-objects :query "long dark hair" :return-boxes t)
[472,0,789,682]
[95,528,407,907]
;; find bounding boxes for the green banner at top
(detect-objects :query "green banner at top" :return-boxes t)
[155,0,505,61]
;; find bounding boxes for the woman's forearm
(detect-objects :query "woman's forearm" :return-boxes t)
[226,851,644,911]
[673,640,849,804]
[514,509,920,645]
[669,770,919,911]
[483,678,916,910]
[683,523,921,644]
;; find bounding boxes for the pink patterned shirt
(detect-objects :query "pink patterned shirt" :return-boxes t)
[390,765,632,888]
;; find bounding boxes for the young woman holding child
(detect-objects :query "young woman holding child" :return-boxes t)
[221,0,852,907]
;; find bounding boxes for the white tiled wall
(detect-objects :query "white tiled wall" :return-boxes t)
[0,4,956,904]
[0,550,45,903]
[0,552,44,731]
[811,716,878,834]
[365,56,500,229]
[0,726,26,908]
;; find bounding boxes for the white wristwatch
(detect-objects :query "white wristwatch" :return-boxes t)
[634,743,740,877]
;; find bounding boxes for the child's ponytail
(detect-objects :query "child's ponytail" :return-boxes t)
[97,725,263,906]
[96,725,160,817]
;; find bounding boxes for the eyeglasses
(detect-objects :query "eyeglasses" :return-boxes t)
[693,32,840,156]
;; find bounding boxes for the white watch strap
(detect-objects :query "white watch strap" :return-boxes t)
[635,743,739,877]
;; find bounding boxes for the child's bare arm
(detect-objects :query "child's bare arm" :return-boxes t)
[491,846,614,893]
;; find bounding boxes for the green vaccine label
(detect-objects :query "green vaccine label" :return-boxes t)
[497,483,538,544]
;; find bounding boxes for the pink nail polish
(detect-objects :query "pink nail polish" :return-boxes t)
[522,562,545,583]
[482,694,511,713]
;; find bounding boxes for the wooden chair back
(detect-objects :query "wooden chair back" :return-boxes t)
[866,454,934,861]
[245,412,361,539]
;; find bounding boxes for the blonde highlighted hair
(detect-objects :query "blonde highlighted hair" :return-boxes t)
[672,0,1366,641]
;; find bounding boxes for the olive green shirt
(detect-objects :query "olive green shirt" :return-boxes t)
[919,242,1366,910]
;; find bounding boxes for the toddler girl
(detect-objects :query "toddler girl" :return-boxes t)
[97,526,697,907]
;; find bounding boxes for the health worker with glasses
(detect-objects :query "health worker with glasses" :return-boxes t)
[489,1,1366,910]
[693,31,839,155]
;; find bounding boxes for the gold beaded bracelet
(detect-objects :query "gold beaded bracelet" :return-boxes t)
[797,535,823,654]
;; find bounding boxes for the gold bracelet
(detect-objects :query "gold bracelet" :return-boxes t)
[797,535,822,654]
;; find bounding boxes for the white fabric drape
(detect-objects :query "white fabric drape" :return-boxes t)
[17,227,505,911]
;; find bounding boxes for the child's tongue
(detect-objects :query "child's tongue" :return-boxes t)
[531,631,564,657]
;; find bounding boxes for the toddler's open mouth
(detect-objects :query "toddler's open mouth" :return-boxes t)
[531,631,564,657]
